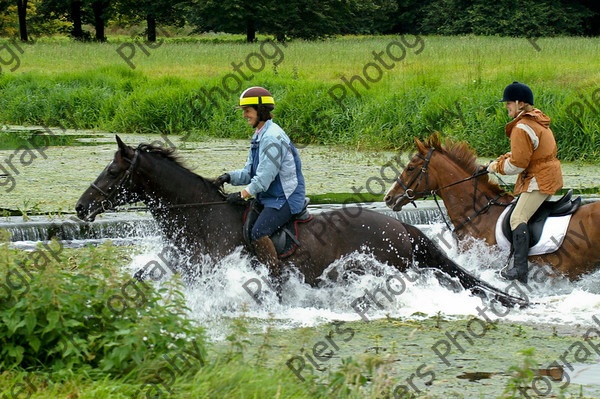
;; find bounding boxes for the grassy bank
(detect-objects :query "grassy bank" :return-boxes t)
[0,36,599,160]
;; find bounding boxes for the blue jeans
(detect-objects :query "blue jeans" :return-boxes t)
[251,202,293,241]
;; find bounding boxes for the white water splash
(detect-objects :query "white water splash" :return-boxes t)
[126,222,600,340]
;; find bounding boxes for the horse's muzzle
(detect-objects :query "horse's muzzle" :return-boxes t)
[75,202,98,222]
[385,193,410,212]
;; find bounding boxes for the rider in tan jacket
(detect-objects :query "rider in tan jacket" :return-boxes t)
[488,82,563,284]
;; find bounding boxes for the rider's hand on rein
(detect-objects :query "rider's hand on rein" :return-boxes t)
[227,192,248,205]
[487,160,499,173]
[214,173,231,186]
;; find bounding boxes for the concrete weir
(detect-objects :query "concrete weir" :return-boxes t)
[1,201,444,244]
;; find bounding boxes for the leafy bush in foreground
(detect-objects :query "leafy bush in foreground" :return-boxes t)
[0,231,206,377]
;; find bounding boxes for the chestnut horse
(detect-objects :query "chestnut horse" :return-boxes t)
[385,134,600,279]
[75,136,526,307]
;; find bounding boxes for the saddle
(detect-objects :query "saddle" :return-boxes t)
[501,189,581,247]
[243,198,313,259]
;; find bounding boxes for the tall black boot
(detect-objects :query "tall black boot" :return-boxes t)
[501,223,529,284]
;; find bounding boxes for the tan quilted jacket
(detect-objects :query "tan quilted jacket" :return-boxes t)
[496,109,563,195]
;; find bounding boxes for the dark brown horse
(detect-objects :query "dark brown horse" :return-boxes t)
[75,136,526,306]
[385,133,600,279]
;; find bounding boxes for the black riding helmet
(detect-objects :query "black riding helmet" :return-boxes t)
[499,81,534,105]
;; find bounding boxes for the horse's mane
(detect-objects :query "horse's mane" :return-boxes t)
[137,143,181,164]
[136,143,226,197]
[422,133,509,196]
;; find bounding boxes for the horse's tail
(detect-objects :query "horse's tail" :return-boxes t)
[404,224,528,308]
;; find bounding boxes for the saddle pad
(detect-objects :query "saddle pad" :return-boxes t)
[495,205,572,256]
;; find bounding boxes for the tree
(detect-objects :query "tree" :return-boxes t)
[71,0,82,38]
[268,0,340,41]
[187,0,394,42]
[574,0,600,35]
[37,0,110,40]
[467,0,593,36]
[16,0,28,40]
[0,0,13,35]
[37,0,86,39]
[186,0,265,42]
[420,0,472,35]
[114,0,186,42]
[420,0,595,36]
[389,0,431,34]
[90,0,109,41]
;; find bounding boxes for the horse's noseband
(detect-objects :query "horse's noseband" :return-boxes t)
[89,150,140,211]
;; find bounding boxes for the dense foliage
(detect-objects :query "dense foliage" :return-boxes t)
[420,0,594,36]
[0,233,206,377]
[1,0,599,42]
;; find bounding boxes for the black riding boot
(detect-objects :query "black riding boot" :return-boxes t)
[501,223,529,284]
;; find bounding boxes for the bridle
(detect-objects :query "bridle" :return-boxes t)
[86,149,229,216]
[395,148,508,232]
[90,149,141,212]
[394,148,436,205]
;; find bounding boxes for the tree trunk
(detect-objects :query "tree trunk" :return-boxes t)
[71,1,83,40]
[92,0,106,42]
[146,14,156,42]
[275,32,286,42]
[246,18,256,42]
[16,0,28,42]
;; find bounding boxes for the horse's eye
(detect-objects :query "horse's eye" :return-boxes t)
[107,168,119,177]
[407,166,415,172]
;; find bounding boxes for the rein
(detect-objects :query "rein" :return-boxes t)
[432,168,507,234]
[396,148,509,233]
[118,201,230,212]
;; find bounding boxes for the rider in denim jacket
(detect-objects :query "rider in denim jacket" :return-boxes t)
[215,87,305,276]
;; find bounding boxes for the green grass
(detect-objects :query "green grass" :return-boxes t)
[8,35,598,82]
[1,35,599,160]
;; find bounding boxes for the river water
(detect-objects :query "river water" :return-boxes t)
[2,127,599,212]
[5,202,600,338]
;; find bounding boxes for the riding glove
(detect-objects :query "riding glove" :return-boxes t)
[227,192,247,205]
[214,173,231,186]
[487,161,499,173]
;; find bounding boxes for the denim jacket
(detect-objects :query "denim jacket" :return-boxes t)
[229,120,306,214]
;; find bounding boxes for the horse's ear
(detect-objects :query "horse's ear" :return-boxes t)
[116,135,127,150]
[116,135,134,158]
[414,137,427,155]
